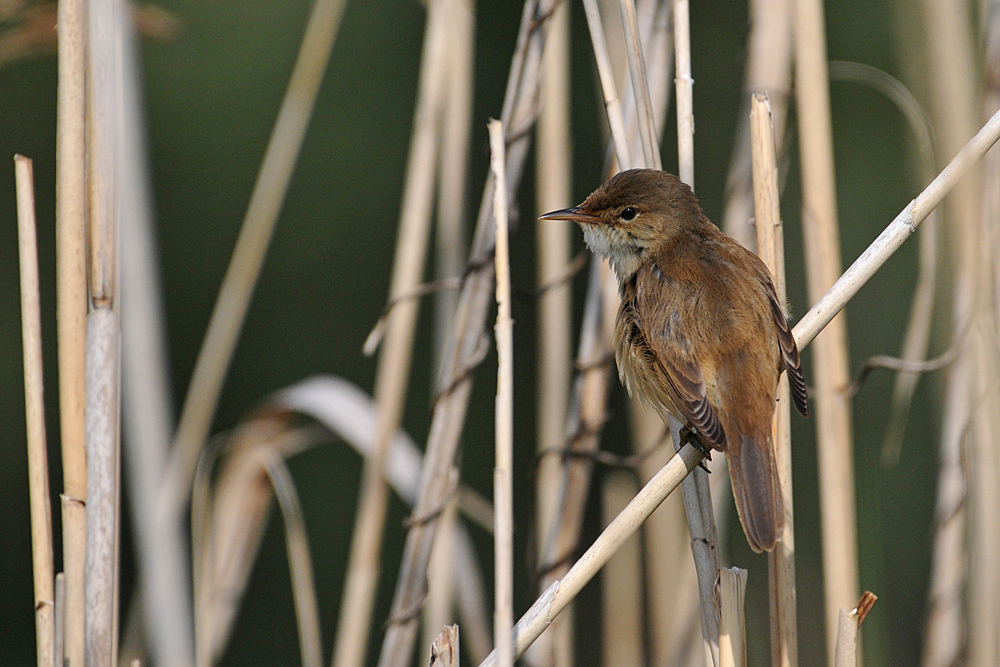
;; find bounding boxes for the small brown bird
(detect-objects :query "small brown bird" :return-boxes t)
[541,169,808,552]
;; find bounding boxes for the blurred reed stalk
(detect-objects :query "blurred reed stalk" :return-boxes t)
[334,1,453,665]
[792,0,858,660]
[750,94,798,667]
[721,0,792,249]
[115,0,195,661]
[718,568,748,667]
[16,154,56,667]
[489,117,515,667]
[600,472,645,667]
[532,1,573,663]
[376,2,558,664]
[425,0,474,651]
[55,0,88,663]
[85,0,123,661]
[159,0,347,520]
[919,0,981,663]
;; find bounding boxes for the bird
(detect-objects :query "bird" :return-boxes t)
[541,168,808,552]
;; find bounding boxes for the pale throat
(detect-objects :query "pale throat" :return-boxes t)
[581,224,645,282]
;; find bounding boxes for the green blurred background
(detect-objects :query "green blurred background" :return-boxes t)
[0,0,945,665]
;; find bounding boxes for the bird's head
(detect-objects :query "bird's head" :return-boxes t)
[540,169,703,282]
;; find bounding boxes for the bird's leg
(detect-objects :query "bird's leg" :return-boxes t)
[679,425,713,472]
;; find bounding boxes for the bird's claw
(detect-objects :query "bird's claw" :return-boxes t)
[680,425,713,462]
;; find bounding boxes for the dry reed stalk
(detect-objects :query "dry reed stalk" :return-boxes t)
[750,95,798,667]
[721,0,793,249]
[377,3,558,664]
[489,117,515,667]
[115,0,194,661]
[424,498,459,655]
[793,0,859,659]
[618,0,660,169]
[600,472,645,667]
[55,0,87,662]
[55,572,66,667]
[718,568,748,667]
[333,3,452,665]
[479,444,706,666]
[256,450,324,667]
[160,0,348,517]
[16,155,56,667]
[85,0,123,661]
[671,0,693,181]
[433,0,474,375]
[824,62,939,467]
[430,625,460,667]
[833,593,877,667]
[532,3,574,663]
[583,0,634,169]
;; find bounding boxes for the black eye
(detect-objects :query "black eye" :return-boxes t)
[621,206,637,221]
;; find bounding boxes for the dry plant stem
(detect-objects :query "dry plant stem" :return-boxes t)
[722,0,792,248]
[16,155,56,667]
[793,0,858,659]
[55,572,66,667]
[674,425,721,667]
[332,3,451,665]
[377,3,557,664]
[600,473,645,667]
[258,451,323,667]
[834,593,877,667]
[56,0,87,662]
[115,0,194,662]
[718,568,748,667]
[672,0,693,182]
[582,0,633,169]
[430,626,460,667]
[919,0,982,663]
[433,0,474,376]
[750,95,798,667]
[86,0,123,661]
[534,4,574,664]
[792,107,1000,349]
[161,0,348,517]
[479,444,705,666]
[619,0,661,169]
[489,118,515,667]
[670,6,721,666]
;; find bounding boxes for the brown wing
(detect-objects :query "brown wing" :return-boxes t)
[633,264,728,450]
[762,279,809,417]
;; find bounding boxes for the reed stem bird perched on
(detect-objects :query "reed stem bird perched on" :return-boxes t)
[541,169,809,552]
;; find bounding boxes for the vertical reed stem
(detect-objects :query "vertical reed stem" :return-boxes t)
[792,0,858,660]
[489,118,514,667]
[56,0,88,662]
[750,94,798,667]
[16,155,56,667]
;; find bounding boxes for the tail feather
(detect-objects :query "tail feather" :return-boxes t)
[727,434,784,552]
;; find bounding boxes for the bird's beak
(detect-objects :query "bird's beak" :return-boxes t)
[539,207,601,224]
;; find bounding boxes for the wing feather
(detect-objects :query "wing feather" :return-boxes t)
[763,280,809,417]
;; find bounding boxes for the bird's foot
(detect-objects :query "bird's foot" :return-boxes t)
[680,425,713,469]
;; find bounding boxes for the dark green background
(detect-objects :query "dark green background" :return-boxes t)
[0,0,948,665]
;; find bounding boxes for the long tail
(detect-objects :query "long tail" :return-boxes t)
[726,433,784,552]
